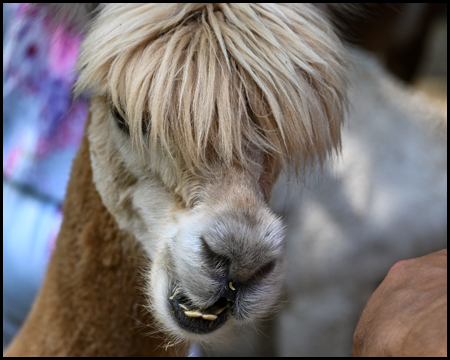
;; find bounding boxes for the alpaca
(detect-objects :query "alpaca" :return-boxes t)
[205,48,448,356]
[4,3,348,356]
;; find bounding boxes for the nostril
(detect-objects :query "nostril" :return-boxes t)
[219,281,238,301]
[200,236,231,270]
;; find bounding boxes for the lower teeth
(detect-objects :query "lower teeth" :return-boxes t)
[179,303,189,311]
[184,310,202,318]
[181,306,227,321]
[179,300,230,321]
[201,314,217,321]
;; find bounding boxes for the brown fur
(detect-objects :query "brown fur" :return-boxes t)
[4,117,187,357]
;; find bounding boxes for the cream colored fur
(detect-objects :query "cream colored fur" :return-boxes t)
[78,3,348,345]
[5,3,349,354]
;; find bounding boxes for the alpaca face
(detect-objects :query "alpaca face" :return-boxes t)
[75,3,347,343]
[88,96,286,341]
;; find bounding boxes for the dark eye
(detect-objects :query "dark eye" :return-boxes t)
[112,107,130,133]
[112,107,150,135]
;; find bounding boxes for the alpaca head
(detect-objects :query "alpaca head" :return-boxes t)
[48,3,347,344]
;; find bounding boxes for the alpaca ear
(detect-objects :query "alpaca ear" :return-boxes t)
[33,3,101,34]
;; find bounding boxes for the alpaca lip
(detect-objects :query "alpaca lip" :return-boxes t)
[169,291,230,334]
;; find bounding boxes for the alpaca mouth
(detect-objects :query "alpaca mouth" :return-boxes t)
[169,289,231,334]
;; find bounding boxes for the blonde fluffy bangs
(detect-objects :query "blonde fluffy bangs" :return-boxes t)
[75,3,348,175]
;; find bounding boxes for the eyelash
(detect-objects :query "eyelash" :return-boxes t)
[112,107,130,133]
[111,107,150,135]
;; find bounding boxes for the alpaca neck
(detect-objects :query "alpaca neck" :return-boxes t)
[4,118,186,356]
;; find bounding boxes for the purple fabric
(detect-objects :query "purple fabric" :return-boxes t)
[3,3,89,202]
[3,3,89,349]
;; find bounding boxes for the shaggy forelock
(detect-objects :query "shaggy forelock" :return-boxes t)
[75,3,348,176]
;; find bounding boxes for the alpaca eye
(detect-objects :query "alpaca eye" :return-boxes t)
[112,107,130,133]
[111,107,150,135]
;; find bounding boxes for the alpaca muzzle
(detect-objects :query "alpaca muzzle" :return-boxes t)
[169,288,232,334]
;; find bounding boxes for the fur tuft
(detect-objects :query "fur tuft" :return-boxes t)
[74,3,348,176]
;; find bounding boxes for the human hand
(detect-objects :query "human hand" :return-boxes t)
[353,249,447,357]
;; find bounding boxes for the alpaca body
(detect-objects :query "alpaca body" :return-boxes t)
[5,3,348,355]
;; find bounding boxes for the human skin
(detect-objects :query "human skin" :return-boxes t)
[353,249,447,357]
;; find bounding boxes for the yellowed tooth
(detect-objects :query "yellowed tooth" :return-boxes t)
[184,310,202,318]
[211,305,227,315]
[169,290,180,300]
[201,314,218,321]
[229,281,235,291]
[179,303,189,311]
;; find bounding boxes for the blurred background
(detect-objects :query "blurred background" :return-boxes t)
[3,3,447,355]
[334,3,447,105]
[3,3,89,349]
